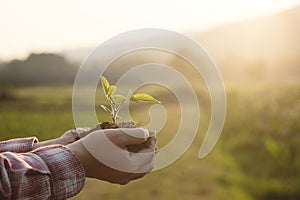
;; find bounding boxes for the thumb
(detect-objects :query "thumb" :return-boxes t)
[104,128,149,147]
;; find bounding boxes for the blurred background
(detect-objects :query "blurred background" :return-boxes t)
[0,0,300,199]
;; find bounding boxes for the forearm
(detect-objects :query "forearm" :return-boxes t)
[33,129,82,150]
[0,137,38,153]
[32,138,62,150]
[0,145,85,200]
[0,137,66,152]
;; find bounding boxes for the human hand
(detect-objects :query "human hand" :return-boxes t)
[59,128,91,145]
[67,128,156,185]
[32,128,91,150]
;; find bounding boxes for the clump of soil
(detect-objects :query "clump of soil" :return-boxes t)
[84,121,155,153]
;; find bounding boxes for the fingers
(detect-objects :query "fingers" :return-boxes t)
[149,130,156,138]
[60,128,91,145]
[130,140,156,173]
[76,127,91,134]
[135,154,155,173]
[72,127,91,138]
[139,131,157,153]
[138,139,156,153]
[81,128,156,173]
[121,128,150,139]
[134,132,157,173]
[127,133,156,173]
[105,128,149,147]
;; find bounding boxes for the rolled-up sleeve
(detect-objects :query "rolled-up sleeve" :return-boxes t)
[0,137,38,153]
[0,143,85,200]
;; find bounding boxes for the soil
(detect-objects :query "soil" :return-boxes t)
[84,121,154,153]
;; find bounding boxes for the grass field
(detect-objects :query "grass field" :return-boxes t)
[0,83,299,200]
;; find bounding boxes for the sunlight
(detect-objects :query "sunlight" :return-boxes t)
[0,0,299,60]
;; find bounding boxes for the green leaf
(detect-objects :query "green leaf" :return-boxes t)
[130,93,161,103]
[107,85,117,97]
[100,105,111,113]
[112,94,126,105]
[101,76,110,95]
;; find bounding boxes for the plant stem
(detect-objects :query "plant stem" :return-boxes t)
[108,97,117,125]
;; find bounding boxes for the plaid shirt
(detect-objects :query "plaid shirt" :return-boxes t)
[0,137,85,200]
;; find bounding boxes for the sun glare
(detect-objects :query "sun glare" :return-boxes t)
[0,0,299,60]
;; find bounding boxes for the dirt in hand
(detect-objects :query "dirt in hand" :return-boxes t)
[94,121,155,153]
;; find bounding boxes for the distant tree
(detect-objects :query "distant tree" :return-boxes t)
[0,53,78,85]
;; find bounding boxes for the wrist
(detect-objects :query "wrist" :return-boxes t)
[66,141,88,176]
[57,136,69,145]
[32,138,59,150]
[33,145,86,198]
[66,142,80,160]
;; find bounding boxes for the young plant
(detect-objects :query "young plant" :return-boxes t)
[100,76,161,125]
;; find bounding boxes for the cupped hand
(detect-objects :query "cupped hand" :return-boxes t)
[67,128,156,185]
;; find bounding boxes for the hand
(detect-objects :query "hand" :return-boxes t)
[67,128,156,185]
[59,128,91,145]
[32,128,90,149]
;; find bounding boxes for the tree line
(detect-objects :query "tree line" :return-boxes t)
[0,53,78,85]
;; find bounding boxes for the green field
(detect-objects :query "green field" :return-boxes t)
[0,83,299,200]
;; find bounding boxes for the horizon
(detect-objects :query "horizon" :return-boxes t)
[0,0,300,62]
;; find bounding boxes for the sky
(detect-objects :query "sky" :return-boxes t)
[0,0,300,61]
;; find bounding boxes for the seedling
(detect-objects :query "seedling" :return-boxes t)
[78,76,161,152]
[100,76,161,125]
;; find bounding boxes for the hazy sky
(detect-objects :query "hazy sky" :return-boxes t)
[0,0,300,61]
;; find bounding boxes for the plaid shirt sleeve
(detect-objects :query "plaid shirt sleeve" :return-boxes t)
[0,137,38,153]
[0,138,85,200]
